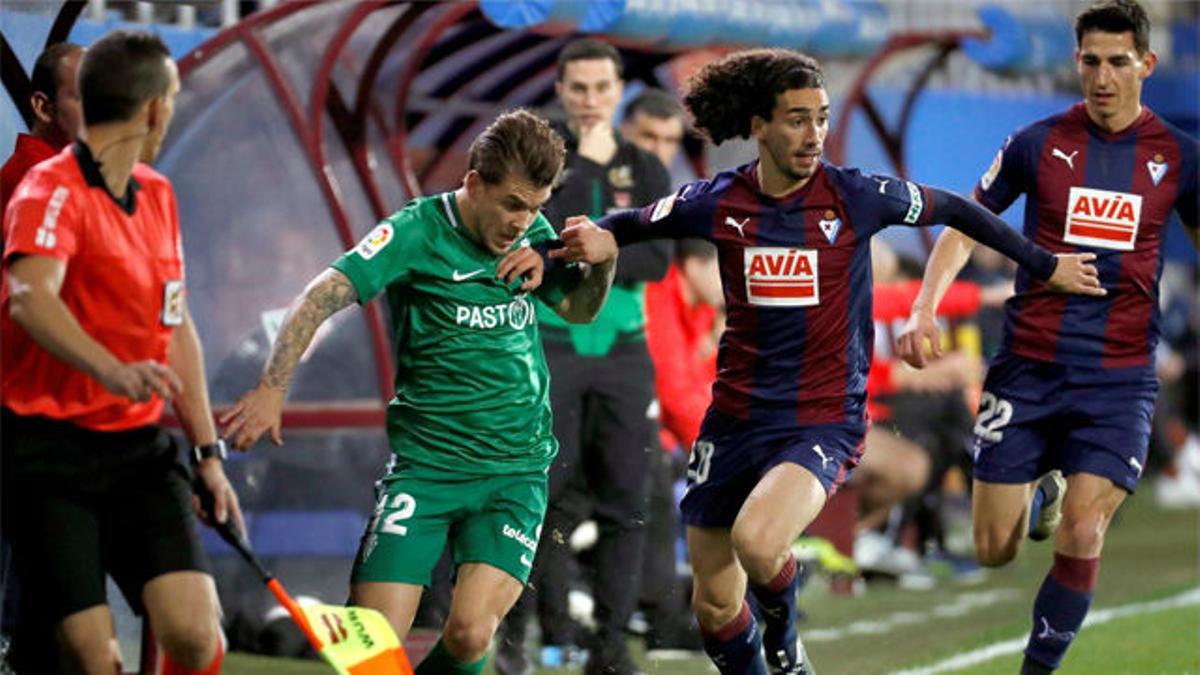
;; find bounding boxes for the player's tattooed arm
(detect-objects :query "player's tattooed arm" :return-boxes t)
[260,268,358,390]
[556,255,617,323]
[221,268,357,450]
[551,215,619,323]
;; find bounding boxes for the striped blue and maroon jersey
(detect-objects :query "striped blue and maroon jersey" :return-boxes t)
[976,103,1198,368]
[606,161,940,427]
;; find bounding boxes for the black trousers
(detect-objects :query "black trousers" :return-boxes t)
[509,340,657,650]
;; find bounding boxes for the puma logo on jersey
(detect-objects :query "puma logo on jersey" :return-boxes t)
[1129,456,1144,477]
[874,178,889,193]
[744,247,819,307]
[812,444,833,470]
[1051,147,1078,170]
[1063,187,1142,251]
[725,216,749,238]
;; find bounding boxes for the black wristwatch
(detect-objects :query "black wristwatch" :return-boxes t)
[191,439,228,465]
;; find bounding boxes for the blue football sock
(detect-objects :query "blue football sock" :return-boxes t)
[701,601,769,675]
[1024,553,1098,670]
[750,554,800,671]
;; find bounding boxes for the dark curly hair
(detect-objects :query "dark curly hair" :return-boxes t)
[683,49,824,145]
[1076,0,1150,55]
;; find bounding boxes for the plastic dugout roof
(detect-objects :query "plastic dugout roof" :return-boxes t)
[1,1,683,428]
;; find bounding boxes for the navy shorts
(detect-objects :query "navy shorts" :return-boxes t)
[971,352,1158,493]
[680,409,866,528]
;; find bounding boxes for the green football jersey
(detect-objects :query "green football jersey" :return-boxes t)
[332,193,574,475]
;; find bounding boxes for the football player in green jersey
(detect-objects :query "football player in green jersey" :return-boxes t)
[221,110,619,674]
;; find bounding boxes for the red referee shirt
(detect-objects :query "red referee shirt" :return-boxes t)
[1,143,185,431]
[1,133,62,216]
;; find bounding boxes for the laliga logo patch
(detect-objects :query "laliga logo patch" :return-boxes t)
[980,147,1003,191]
[1147,153,1167,187]
[818,210,841,244]
[356,223,393,260]
[1063,187,1142,251]
[650,194,676,222]
[744,247,819,307]
[161,280,185,326]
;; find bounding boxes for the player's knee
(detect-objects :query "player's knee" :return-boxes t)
[61,633,122,674]
[1058,510,1107,554]
[442,616,496,662]
[730,527,785,583]
[973,526,1020,567]
[691,591,739,633]
[155,619,220,669]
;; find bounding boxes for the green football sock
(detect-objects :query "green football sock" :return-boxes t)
[414,637,486,675]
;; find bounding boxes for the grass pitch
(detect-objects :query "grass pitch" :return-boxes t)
[223,492,1198,674]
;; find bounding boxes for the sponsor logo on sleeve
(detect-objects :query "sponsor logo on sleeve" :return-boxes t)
[355,223,394,260]
[1063,187,1142,251]
[34,185,69,249]
[161,280,185,326]
[980,148,1004,191]
[650,194,676,222]
[744,247,819,307]
[903,181,924,224]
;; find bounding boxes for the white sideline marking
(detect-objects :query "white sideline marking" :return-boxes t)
[891,587,1200,675]
[805,589,1021,642]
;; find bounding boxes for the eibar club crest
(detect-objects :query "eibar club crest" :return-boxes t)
[1147,153,1167,187]
[818,210,841,244]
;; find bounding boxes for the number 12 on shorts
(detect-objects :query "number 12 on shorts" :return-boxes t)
[369,492,417,536]
[974,392,1013,443]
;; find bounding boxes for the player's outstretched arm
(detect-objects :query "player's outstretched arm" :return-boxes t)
[895,227,976,369]
[7,254,182,401]
[550,215,619,323]
[221,268,358,450]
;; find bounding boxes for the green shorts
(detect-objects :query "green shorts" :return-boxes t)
[351,460,547,586]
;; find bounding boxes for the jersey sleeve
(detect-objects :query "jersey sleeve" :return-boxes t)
[330,212,418,303]
[974,133,1029,214]
[525,213,582,307]
[844,169,936,235]
[3,170,80,265]
[599,178,716,245]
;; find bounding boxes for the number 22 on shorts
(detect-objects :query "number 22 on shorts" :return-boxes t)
[369,493,417,536]
[974,392,1013,443]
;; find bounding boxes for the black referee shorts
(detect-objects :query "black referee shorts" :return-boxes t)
[1,409,209,623]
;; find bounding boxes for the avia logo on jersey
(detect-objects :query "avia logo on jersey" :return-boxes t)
[744,247,819,307]
[1063,187,1142,251]
[454,294,535,330]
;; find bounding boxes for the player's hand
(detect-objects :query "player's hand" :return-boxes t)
[497,245,544,291]
[575,120,618,165]
[192,458,244,533]
[98,360,183,403]
[549,216,618,265]
[220,384,285,451]
[1047,253,1106,296]
[895,309,942,369]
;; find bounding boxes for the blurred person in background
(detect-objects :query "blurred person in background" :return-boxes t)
[1,42,83,214]
[498,38,673,675]
[1,31,240,674]
[623,88,707,658]
[0,41,85,665]
[222,109,620,675]
[560,47,1101,675]
[641,237,722,657]
[897,1,1197,672]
